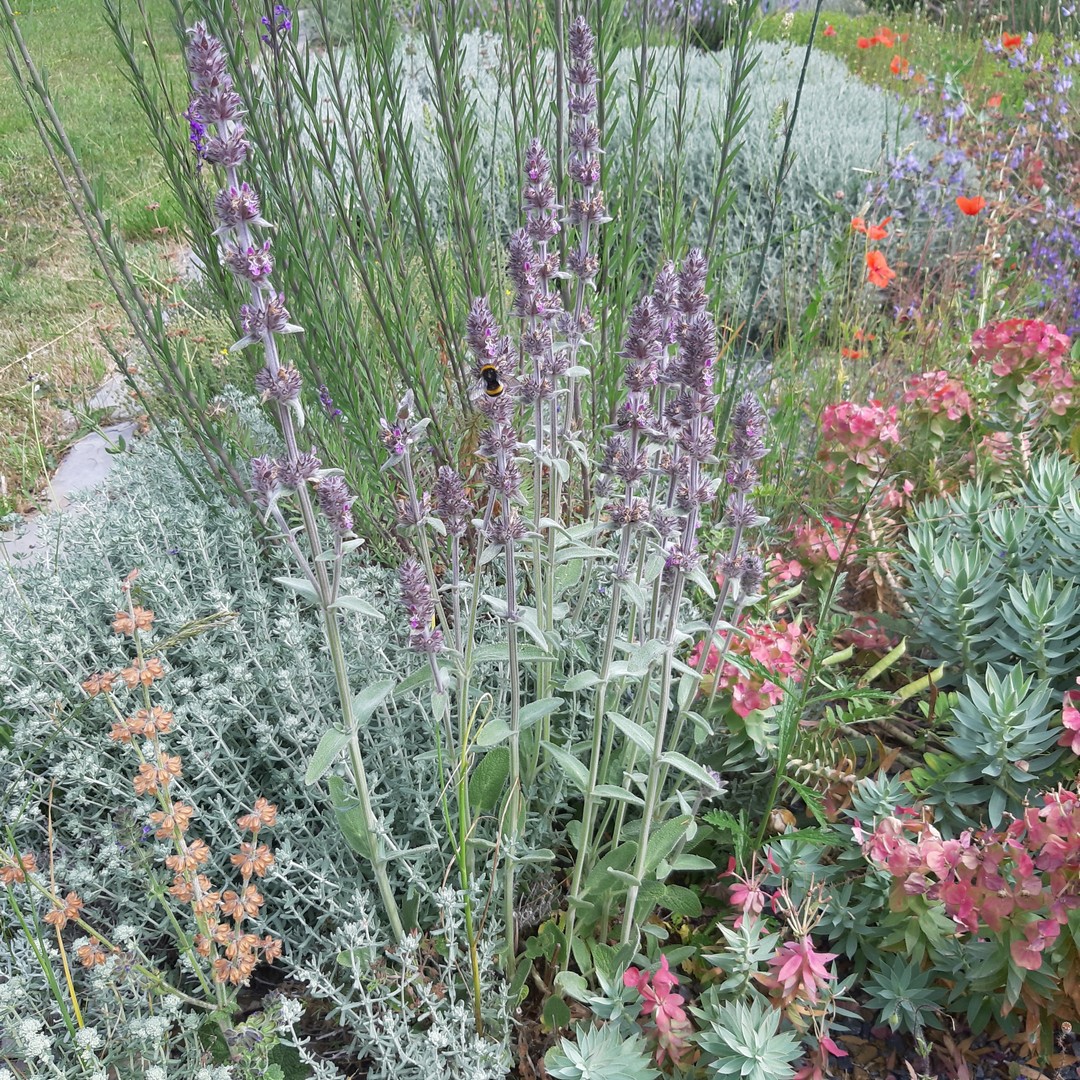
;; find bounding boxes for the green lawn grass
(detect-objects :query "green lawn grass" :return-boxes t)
[0,0,185,515]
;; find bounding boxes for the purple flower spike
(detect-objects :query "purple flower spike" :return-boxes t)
[317,384,343,422]
[434,467,471,538]
[225,240,273,286]
[261,4,293,45]
[204,126,250,169]
[250,455,281,504]
[317,475,354,535]
[398,558,443,655]
[254,364,302,403]
[213,182,269,233]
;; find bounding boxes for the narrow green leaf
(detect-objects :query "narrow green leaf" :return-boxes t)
[351,680,395,725]
[305,726,350,786]
[332,594,384,619]
[326,776,373,860]
[643,816,692,875]
[669,854,715,871]
[474,718,511,747]
[473,643,555,665]
[660,751,724,793]
[608,711,655,755]
[393,665,434,697]
[542,741,589,793]
[563,669,600,692]
[520,697,563,727]
[469,748,510,811]
[593,783,645,807]
[273,576,321,605]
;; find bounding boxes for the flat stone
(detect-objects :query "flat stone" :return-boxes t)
[1,420,138,562]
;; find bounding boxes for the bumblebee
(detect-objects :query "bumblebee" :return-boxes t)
[479,364,505,398]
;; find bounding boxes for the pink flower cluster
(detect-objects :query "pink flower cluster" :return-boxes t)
[820,400,900,474]
[623,954,694,1066]
[768,517,854,585]
[903,370,973,421]
[1058,679,1080,755]
[857,789,1080,971]
[836,613,893,652]
[758,936,839,1007]
[975,430,1030,468]
[692,620,806,718]
[971,318,1075,414]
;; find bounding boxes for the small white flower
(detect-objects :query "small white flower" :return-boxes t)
[146,1065,168,1080]
[113,923,139,944]
[278,996,303,1027]
[17,1016,52,1060]
[76,1026,104,1051]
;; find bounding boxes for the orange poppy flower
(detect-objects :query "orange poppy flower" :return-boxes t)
[900,32,909,42]
[823,23,836,36]
[867,216,891,240]
[866,251,896,288]
[986,93,1003,108]
[857,36,871,48]
[852,216,891,240]
[1002,32,1022,48]
[956,195,987,216]
[874,26,895,47]
[841,347,863,360]
[890,55,910,76]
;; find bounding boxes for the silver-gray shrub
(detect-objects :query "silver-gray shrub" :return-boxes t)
[308,32,937,328]
[0,423,513,1068]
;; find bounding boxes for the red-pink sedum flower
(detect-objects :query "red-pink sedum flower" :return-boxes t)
[726,864,770,929]
[1057,678,1080,755]
[758,935,838,1006]
[690,619,807,718]
[971,318,1070,377]
[623,954,694,1066]
[793,1036,848,1080]
[1010,918,1060,971]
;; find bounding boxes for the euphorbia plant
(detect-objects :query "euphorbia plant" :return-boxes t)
[857,771,1080,1054]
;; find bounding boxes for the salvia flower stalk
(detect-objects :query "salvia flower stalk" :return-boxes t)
[185,21,404,943]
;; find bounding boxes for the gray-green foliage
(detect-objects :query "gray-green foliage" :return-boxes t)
[861,954,948,1035]
[0,422,511,1071]
[0,950,212,1080]
[544,1022,660,1080]
[293,889,513,1080]
[923,664,1063,829]
[316,33,935,329]
[901,454,1080,689]
[690,988,801,1080]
